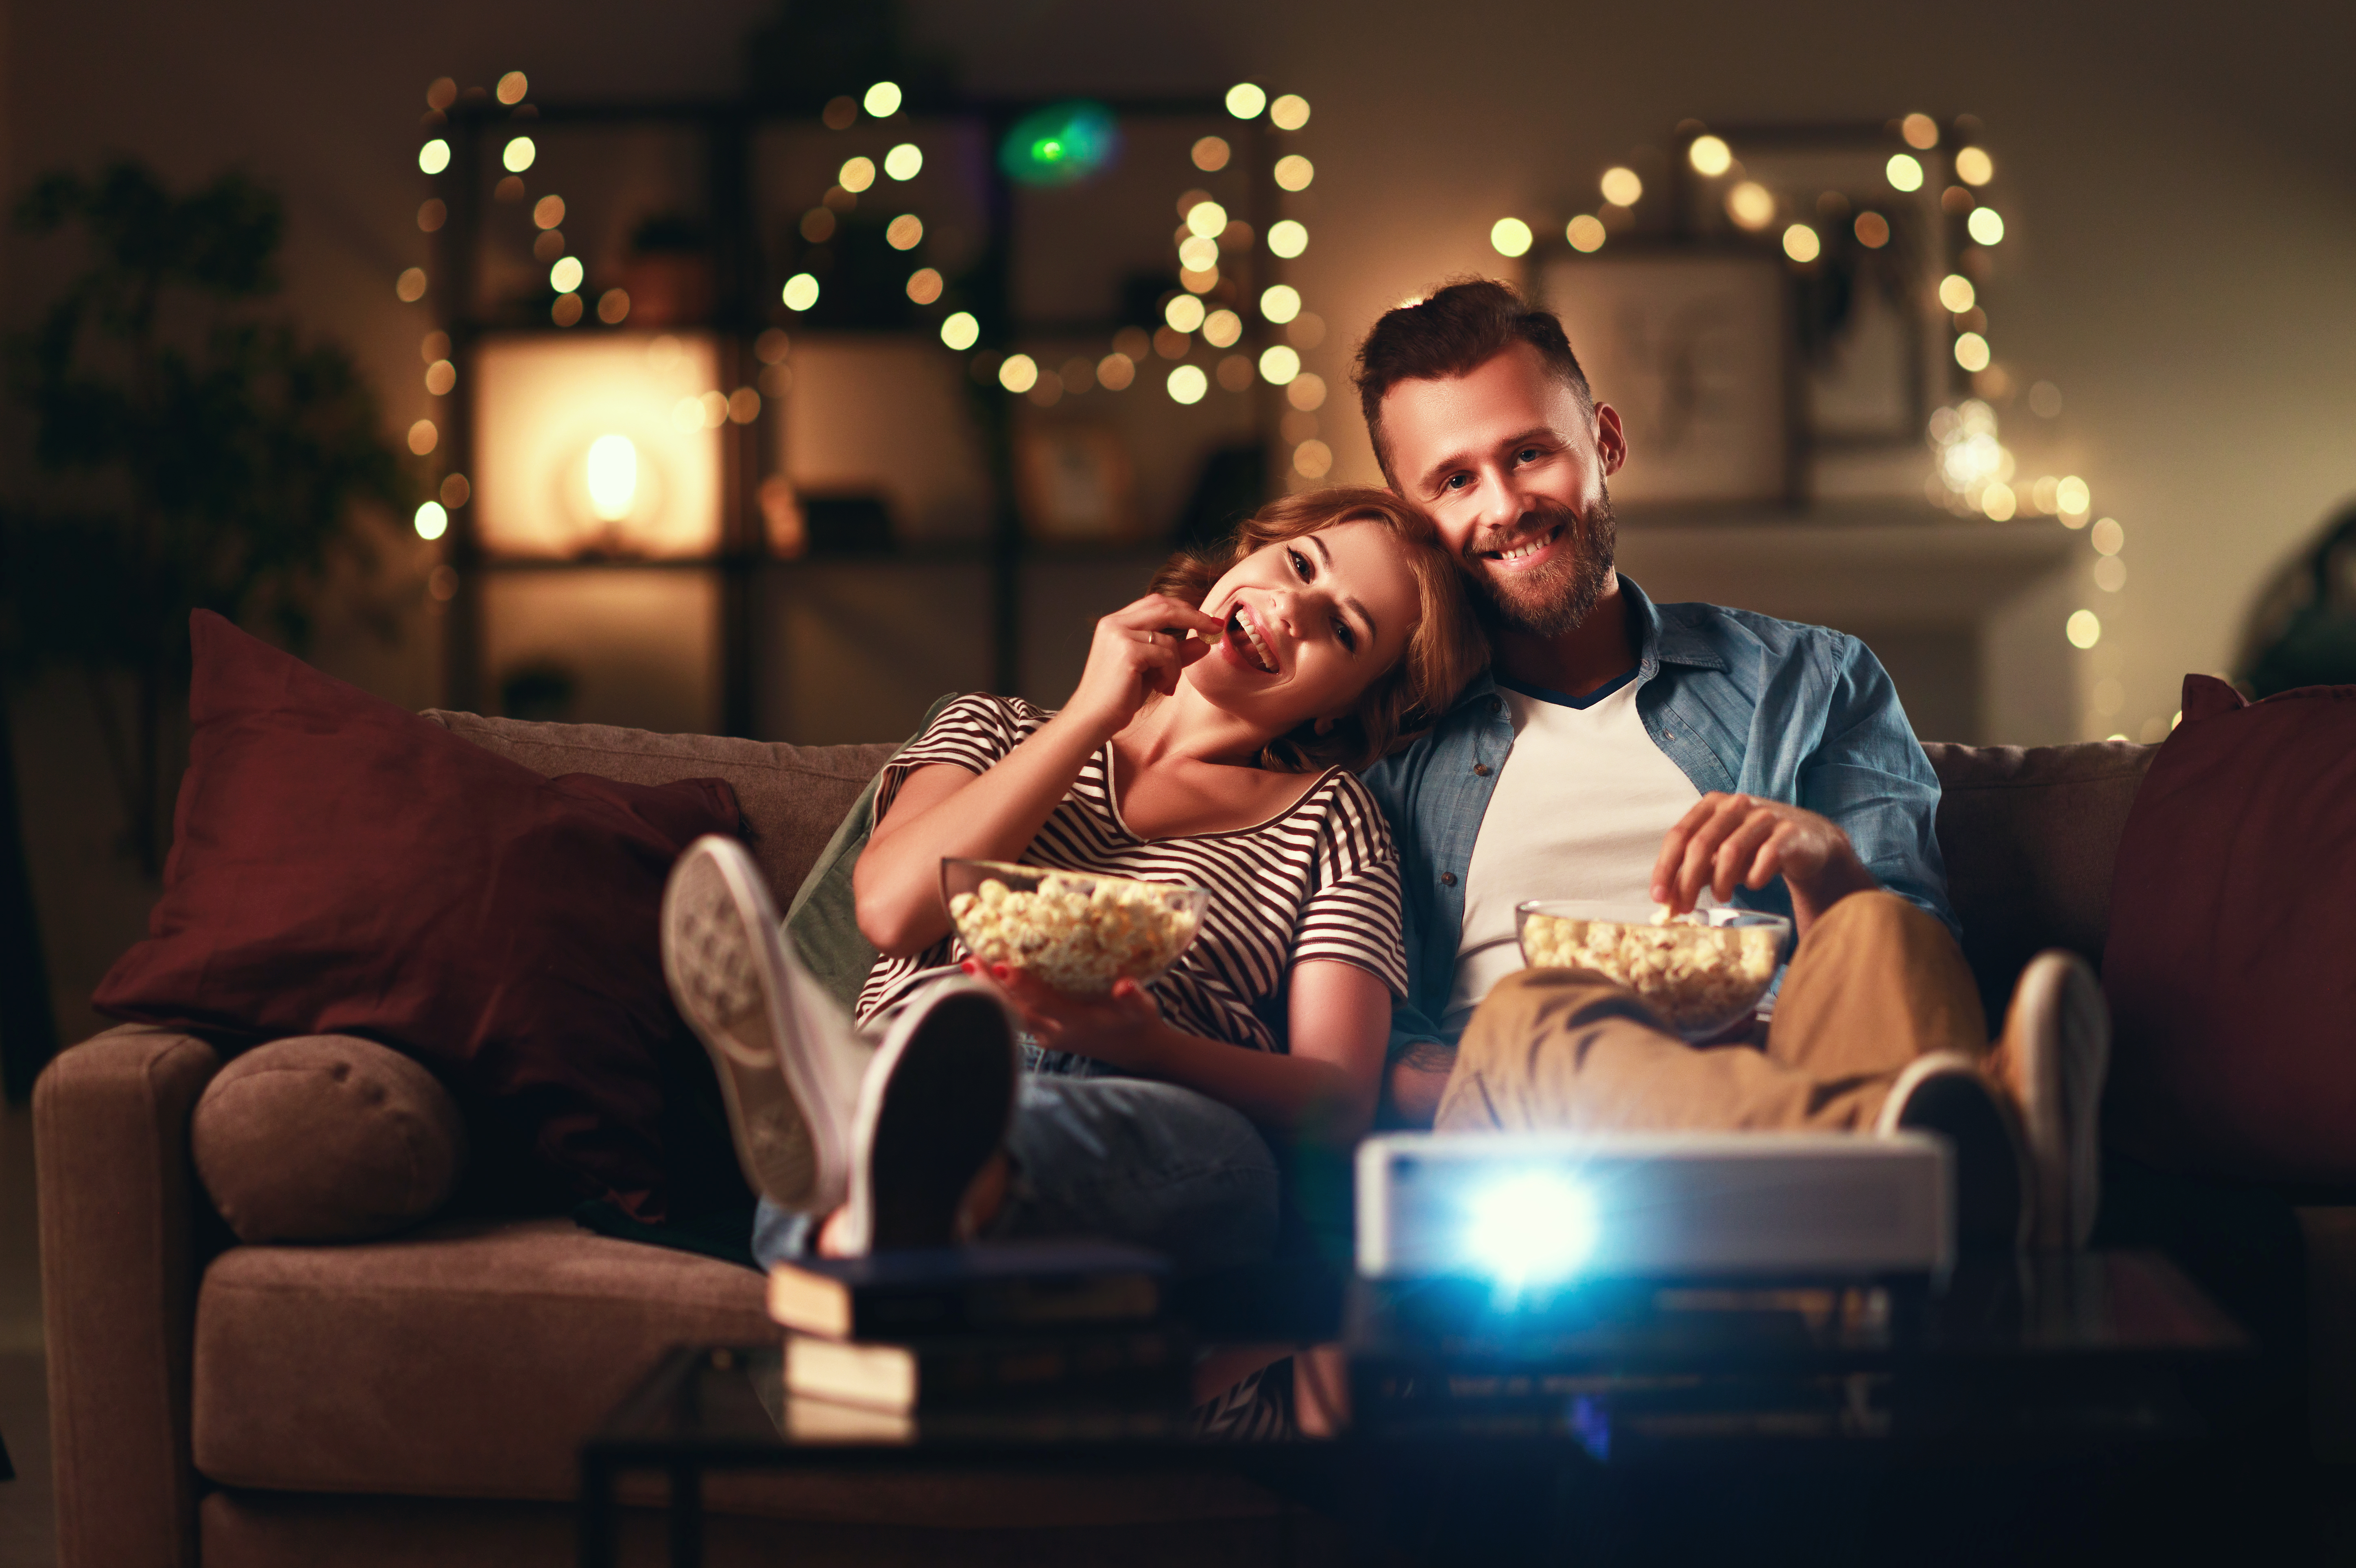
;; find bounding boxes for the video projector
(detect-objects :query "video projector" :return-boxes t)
[1356,1131,1955,1287]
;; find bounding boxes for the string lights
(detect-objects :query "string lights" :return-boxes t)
[1499,113,2134,735]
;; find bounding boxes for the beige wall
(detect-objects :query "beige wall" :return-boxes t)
[5,0,2352,1039]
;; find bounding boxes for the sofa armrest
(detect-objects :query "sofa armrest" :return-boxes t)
[36,1024,223,1568]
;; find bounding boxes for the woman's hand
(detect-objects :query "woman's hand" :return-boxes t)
[965,960,1162,1069]
[1064,594,1224,738]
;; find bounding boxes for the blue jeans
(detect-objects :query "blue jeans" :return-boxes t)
[751,1054,1281,1276]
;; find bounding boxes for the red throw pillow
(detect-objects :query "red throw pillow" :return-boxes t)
[95,611,741,1220]
[2103,673,2356,1185]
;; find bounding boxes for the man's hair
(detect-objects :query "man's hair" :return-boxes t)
[1148,487,1486,773]
[1352,277,1593,483]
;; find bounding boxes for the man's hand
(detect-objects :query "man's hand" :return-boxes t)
[1649,793,1876,934]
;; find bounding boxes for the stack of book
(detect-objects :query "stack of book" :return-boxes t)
[768,1241,1190,1426]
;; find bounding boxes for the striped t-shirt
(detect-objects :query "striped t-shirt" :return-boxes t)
[855,694,1408,1054]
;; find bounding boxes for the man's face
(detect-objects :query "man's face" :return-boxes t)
[1377,342,1627,639]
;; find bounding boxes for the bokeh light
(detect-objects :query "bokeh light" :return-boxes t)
[756,329,791,364]
[1274,155,1314,192]
[781,273,820,311]
[414,501,449,540]
[1600,166,1643,207]
[1885,153,1924,192]
[1293,440,1333,479]
[421,330,450,362]
[440,473,469,508]
[1192,136,1230,171]
[503,137,536,173]
[1490,217,1534,257]
[999,101,1120,186]
[1688,135,1732,176]
[839,156,877,193]
[1938,274,1976,312]
[1216,355,1254,392]
[884,143,923,181]
[2066,610,2102,649]
[729,387,762,423]
[1726,181,1775,230]
[1260,284,1302,323]
[1270,94,1311,131]
[2059,477,2093,517]
[426,78,456,111]
[408,419,438,455]
[1854,211,1891,248]
[864,81,903,118]
[1167,364,1208,404]
[418,139,451,175]
[905,267,943,305]
[998,353,1039,394]
[425,359,456,395]
[597,288,630,324]
[1268,219,1308,258]
[1186,199,1228,238]
[1259,344,1301,384]
[2094,557,2127,592]
[885,213,924,250]
[940,311,979,351]
[497,71,528,105]
[1566,215,1606,253]
[1968,207,2005,245]
[1782,224,1820,263]
[549,257,583,293]
[800,208,836,243]
[1981,481,2017,520]
[550,294,582,327]
[1901,113,1939,150]
[1177,235,1219,272]
[1097,351,1135,390]
[1203,308,1242,348]
[1287,373,1326,411]
[396,267,428,302]
[1226,83,1267,119]
[1956,147,1995,185]
[1165,294,1206,332]
[533,195,565,230]
[1953,331,1991,372]
[418,199,446,232]
[2090,515,2123,555]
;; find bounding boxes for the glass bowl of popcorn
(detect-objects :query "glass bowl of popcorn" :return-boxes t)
[941,859,1209,997]
[1515,900,1793,1041]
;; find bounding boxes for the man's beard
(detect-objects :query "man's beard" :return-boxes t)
[1462,488,1618,640]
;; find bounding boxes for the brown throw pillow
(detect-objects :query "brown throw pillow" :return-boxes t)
[94,611,741,1219]
[193,1036,467,1242]
[2103,673,2356,1184]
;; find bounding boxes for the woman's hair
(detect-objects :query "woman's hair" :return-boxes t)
[1147,487,1486,773]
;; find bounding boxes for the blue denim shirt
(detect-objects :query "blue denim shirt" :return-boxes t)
[1360,577,1956,1060]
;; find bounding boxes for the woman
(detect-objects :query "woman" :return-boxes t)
[662,488,1482,1273]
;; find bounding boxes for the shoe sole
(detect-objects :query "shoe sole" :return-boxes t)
[2012,952,2111,1250]
[1884,1052,2031,1252]
[662,839,834,1211]
[851,987,1018,1252]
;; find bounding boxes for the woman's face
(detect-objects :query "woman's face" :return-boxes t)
[1186,519,1421,738]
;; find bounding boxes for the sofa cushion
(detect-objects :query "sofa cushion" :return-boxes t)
[191,1220,1280,1527]
[421,710,899,910]
[192,1036,467,1243]
[2103,675,2356,1184]
[94,611,742,1220]
[1924,738,2156,1023]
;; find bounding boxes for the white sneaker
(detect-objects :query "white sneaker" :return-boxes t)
[1878,1051,2031,1252]
[836,976,1020,1255]
[661,835,870,1214]
[1993,951,2111,1251]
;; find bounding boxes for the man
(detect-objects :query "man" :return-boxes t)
[1356,279,2107,1250]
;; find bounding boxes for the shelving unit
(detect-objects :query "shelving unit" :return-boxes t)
[420,91,1283,735]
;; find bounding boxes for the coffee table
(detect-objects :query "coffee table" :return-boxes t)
[577,1250,2253,1568]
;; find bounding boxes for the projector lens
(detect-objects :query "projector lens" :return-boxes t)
[1465,1172,1598,1284]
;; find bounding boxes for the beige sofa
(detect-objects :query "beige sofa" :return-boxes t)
[35,713,2354,1566]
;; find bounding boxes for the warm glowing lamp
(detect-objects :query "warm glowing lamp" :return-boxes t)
[586,435,638,522]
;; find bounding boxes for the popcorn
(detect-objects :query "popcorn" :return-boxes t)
[948,870,1202,996]
[1520,910,1781,1035]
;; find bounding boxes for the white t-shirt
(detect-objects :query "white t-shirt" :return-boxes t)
[1442,673,1705,1031]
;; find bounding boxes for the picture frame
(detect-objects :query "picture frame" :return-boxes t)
[1537,246,1798,507]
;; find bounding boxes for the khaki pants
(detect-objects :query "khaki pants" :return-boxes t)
[1435,891,1986,1134]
